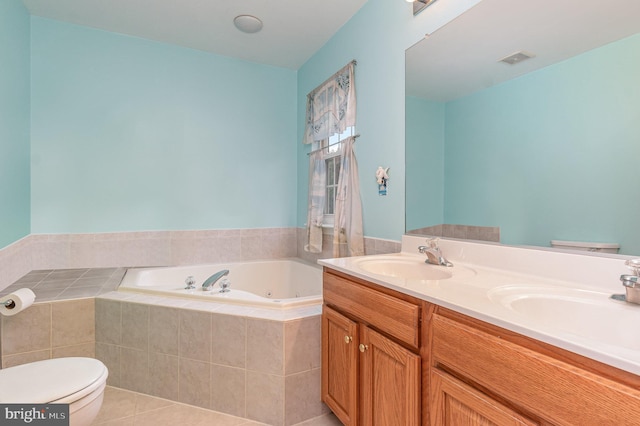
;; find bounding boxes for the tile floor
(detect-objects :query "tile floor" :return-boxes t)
[91,386,342,426]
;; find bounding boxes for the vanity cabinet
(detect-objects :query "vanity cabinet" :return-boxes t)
[322,306,358,425]
[430,368,538,426]
[322,268,640,426]
[322,270,424,426]
[430,308,640,426]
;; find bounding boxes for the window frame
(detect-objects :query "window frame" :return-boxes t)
[321,126,355,227]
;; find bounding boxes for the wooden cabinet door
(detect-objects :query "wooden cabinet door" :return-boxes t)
[430,369,539,426]
[360,326,421,426]
[322,306,359,426]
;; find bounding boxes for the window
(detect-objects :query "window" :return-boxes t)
[324,145,341,217]
[321,126,354,225]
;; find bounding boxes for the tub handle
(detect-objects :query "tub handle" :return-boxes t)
[184,276,196,290]
[219,278,231,293]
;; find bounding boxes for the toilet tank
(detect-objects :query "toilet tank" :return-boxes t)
[550,240,620,254]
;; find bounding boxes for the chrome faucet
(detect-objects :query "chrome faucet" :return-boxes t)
[418,238,453,267]
[615,259,640,304]
[202,269,230,291]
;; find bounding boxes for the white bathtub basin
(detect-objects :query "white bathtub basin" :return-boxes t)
[488,285,640,351]
[119,259,323,309]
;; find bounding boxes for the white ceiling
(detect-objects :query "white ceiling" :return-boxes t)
[20,0,368,70]
[406,0,640,102]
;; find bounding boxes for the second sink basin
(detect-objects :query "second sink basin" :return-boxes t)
[355,257,453,281]
[488,285,640,351]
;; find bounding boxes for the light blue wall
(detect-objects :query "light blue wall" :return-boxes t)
[442,34,640,253]
[405,96,444,231]
[0,0,30,247]
[296,0,481,240]
[31,17,297,234]
[1,0,482,247]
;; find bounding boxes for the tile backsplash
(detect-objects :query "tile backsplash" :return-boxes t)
[0,227,401,291]
[406,224,500,242]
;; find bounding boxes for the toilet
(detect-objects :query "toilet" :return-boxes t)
[0,357,108,426]
[550,240,620,254]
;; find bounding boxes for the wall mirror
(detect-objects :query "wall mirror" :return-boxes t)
[405,0,640,255]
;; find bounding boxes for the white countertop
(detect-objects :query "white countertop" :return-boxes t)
[319,235,640,376]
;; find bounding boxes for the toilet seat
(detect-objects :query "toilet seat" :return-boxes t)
[0,357,108,404]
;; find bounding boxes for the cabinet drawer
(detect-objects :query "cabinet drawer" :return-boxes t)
[431,313,640,425]
[323,271,420,349]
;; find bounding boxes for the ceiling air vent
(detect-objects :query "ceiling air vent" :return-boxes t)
[499,51,534,65]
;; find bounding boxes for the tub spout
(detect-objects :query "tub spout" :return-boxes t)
[202,269,229,291]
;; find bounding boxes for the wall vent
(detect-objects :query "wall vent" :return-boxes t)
[499,51,535,65]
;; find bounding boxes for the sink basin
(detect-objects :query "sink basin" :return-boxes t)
[355,257,453,281]
[488,285,640,351]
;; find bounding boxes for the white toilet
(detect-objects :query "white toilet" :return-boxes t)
[0,357,108,426]
[550,239,620,254]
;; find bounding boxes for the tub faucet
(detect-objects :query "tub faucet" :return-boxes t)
[202,269,230,291]
[418,238,453,267]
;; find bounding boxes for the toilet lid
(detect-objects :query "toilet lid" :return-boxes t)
[0,357,107,403]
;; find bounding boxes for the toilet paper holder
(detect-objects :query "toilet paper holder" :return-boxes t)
[0,288,36,316]
[2,299,16,309]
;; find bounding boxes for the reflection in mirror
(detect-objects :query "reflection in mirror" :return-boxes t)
[405,0,640,255]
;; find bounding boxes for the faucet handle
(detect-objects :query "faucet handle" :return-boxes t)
[184,276,196,290]
[425,237,441,249]
[625,259,640,276]
[219,278,231,293]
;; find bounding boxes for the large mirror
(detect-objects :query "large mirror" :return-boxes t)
[405,0,640,255]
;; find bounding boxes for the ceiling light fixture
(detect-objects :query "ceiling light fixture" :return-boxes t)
[233,15,263,34]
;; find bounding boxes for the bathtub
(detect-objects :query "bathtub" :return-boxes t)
[118,259,323,309]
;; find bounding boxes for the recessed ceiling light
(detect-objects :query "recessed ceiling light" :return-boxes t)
[234,15,263,34]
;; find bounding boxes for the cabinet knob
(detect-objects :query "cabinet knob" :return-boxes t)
[344,335,352,344]
[359,343,368,353]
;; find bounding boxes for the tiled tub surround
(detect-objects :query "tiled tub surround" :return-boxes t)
[95,295,326,426]
[0,228,299,290]
[0,297,95,368]
[0,228,398,423]
[0,227,400,289]
[0,267,125,303]
[0,282,327,425]
[0,268,123,368]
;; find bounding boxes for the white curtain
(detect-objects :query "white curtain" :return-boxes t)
[333,136,364,257]
[304,61,362,257]
[303,62,356,145]
[304,149,326,253]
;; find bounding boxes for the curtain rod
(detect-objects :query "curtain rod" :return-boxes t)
[306,134,360,156]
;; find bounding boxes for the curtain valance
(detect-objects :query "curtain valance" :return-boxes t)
[303,61,356,145]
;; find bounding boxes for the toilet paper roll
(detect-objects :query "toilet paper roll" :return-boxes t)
[0,288,36,316]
